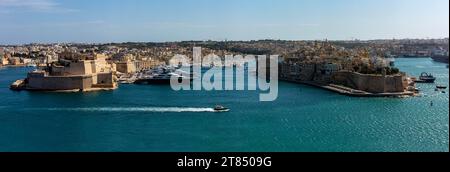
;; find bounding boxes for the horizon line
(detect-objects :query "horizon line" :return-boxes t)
[1,37,449,46]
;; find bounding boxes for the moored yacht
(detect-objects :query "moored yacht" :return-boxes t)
[134,67,192,85]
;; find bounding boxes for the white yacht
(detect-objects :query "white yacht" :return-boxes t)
[135,67,192,85]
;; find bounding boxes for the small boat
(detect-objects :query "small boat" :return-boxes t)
[213,105,230,112]
[436,85,447,89]
[416,72,436,83]
[26,63,37,67]
[10,79,26,91]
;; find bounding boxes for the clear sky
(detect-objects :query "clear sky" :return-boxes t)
[0,0,448,44]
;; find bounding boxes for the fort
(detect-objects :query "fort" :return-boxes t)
[10,53,118,92]
[278,62,416,97]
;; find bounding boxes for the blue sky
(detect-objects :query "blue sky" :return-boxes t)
[0,0,448,44]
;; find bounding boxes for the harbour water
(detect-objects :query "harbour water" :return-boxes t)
[0,58,448,152]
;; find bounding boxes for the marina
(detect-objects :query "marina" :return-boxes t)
[0,58,448,152]
[133,67,194,85]
[0,1,448,168]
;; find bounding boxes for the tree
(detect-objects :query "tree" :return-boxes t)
[390,67,400,75]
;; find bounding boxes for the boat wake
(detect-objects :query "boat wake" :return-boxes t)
[44,107,217,113]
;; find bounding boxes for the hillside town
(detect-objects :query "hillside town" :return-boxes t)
[2,38,448,96]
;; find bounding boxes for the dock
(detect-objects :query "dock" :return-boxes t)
[280,78,415,97]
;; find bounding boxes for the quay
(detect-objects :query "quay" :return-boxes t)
[276,55,418,98]
[280,78,415,97]
[431,55,449,64]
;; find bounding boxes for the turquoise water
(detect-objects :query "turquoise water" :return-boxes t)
[0,58,448,152]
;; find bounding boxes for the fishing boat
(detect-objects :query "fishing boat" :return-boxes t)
[415,72,436,83]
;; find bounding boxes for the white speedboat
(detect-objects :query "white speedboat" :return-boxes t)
[213,105,230,112]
